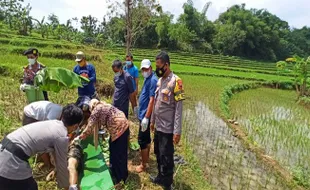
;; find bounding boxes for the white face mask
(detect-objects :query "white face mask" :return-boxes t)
[142,71,151,78]
[28,58,36,65]
[114,71,121,77]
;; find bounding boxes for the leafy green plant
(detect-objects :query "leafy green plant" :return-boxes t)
[292,166,310,188]
[277,56,309,97]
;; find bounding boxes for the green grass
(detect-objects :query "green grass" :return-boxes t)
[229,88,310,187]
[0,31,308,189]
[0,54,114,82]
[177,75,291,189]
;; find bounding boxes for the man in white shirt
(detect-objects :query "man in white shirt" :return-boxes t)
[22,101,63,170]
[23,101,62,125]
[0,104,83,190]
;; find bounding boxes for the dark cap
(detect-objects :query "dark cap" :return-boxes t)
[23,48,39,56]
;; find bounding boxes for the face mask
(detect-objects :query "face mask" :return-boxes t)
[126,61,132,66]
[28,58,36,65]
[156,64,167,78]
[142,71,151,78]
[114,71,121,77]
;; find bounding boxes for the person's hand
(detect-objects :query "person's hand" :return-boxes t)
[72,136,81,144]
[81,73,89,78]
[69,184,78,190]
[141,117,149,132]
[19,83,26,91]
[46,170,56,181]
[173,134,181,145]
[150,123,155,133]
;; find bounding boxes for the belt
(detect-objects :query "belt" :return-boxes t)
[0,137,30,162]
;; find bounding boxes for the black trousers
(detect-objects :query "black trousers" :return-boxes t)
[109,128,130,184]
[154,130,174,187]
[43,91,48,101]
[22,114,39,126]
[138,119,151,150]
[0,176,38,190]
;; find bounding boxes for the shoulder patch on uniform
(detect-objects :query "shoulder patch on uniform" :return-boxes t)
[174,76,185,102]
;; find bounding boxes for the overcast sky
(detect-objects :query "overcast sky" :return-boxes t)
[23,0,309,29]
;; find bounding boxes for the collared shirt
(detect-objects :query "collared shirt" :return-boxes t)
[151,72,184,135]
[138,72,158,120]
[82,103,129,142]
[23,62,45,85]
[113,71,135,113]
[0,120,69,188]
[73,63,96,96]
[124,64,139,90]
[24,101,62,121]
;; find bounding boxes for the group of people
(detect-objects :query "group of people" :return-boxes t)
[0,48,185,190]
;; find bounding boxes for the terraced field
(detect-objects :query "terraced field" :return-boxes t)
[0,32,309,190]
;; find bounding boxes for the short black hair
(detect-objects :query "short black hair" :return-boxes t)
[61,104,83,127]
[112,60,123,69]
[156,51,170,65]
[126,53,133,59]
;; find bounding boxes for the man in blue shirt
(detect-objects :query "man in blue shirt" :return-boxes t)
[112,60,137,118]
[136,59,158,173]
[73,51,98,111]
[124,53,139,95]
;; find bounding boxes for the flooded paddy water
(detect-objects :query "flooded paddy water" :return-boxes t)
[183,101,290,190]
[229,88,310,186]
[179,75,293,189]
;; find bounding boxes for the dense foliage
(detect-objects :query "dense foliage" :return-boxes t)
[0,0,309,61]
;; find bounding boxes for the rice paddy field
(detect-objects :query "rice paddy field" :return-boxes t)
[0,30,309,190]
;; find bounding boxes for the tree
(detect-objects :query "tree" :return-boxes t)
[277,57,309,97]
[32,16,48,38]
[177,0,215,51]
[107,0,162,53]
[0,0,33,35]
[168,23,197,51]
[216,4,290,61]
[14,3,32,35]
[48,13,59,30]
[155,12,173,48]
[103,16,126,45]
[213,24,246,55]
[125,0,132,54]
[80,15,98,38]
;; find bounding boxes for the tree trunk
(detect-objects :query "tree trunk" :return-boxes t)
[125,0,132,54]
[295,84,300,95]
[301,79,307,96]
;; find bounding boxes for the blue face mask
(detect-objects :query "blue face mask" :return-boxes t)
[114,71,121,77]
[126,61,132,66]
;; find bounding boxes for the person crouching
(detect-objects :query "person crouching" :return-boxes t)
[77,99,129,188]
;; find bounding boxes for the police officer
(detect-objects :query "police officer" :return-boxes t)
[20,48,48,100]
[150,52,185,190]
